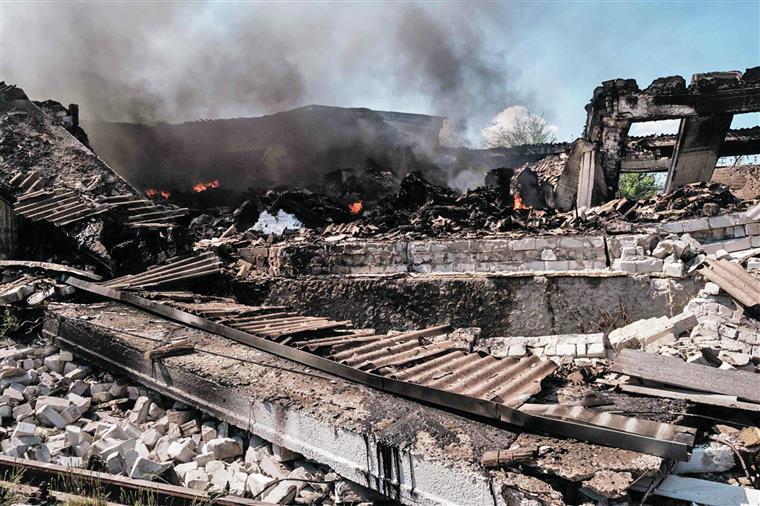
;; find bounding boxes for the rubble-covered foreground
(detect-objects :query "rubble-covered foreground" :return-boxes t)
[0,336,378,504]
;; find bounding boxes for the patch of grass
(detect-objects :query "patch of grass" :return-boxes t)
[0,467,27,506]
[0,309,19,339]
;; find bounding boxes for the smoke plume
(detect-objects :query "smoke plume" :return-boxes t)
[1,2,522,145]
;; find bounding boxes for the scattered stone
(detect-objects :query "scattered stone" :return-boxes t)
[206,437,242,460]
[673,443,735,474]
[130,456,171,480]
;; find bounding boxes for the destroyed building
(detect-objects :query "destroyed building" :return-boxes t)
[0,66,759,506]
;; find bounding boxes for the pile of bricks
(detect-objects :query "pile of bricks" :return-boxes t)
[475,333,606,361]
[0,339,377,504]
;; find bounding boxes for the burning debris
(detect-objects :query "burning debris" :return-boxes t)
[192,179,221,193]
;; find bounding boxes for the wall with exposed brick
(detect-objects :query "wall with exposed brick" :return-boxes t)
[237,211,760,277]
[241,235,609,276]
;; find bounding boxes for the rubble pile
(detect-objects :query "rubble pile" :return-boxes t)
[577,182,750,232]
[0,337,376,504]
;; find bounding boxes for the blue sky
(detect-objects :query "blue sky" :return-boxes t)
[499,1,760,139]
[2,1,758,144]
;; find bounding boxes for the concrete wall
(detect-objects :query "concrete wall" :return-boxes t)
[235,273,700,337]
[239,211,760,278]
[240,235,609,277]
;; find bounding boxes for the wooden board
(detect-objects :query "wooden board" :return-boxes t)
[619,383,760,412]
[612,349,760,404]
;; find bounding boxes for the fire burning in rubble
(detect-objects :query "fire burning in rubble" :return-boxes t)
[192,179,221,193]
[146,188,171,199]
[348,201,363,215]
[513,194,529,211]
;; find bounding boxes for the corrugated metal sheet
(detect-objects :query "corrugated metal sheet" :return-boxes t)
[103,252,223,289]
[700,259,760,309]
[98,195,188,227]
[8,179,187,229]
[13,190,104,226]
[154,301,556,408]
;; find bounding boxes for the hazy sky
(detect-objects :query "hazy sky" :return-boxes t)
[1,1,758,144]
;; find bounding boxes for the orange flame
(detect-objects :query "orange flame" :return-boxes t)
[146,188,171,199]
[348,201,363,215]
[193,179,221,193]
[513,194,529,210]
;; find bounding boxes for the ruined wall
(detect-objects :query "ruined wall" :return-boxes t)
[0,199,19,258]
[240,235,609,276]
[234,274,700,337]
[241,210,760,279]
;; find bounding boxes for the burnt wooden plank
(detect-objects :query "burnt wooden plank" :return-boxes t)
[612,349,760,403]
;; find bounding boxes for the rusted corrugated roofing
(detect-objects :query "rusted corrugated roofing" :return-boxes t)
[13,189,104,226]
[102,252,223,290]
[700,259,760,309]
[392,349,556,407]
[146,299,558,408]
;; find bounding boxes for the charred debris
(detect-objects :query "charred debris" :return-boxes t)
[0,68,760,505]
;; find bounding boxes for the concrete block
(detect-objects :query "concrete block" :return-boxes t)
[2,387,23,405]
[59,456,84,468]
[36,395,70,412]
[140,428,162,449]
[129,457,171,480]
[554,343,576,357]
[611,259,637,273]
[264,482,297,504]
[60,404,83,425]
[106,452,125,474]
[247,473,274,498]
[673,443,735,474]
[148,402,165,420]
[128,396,150,424]
[229,470,248,497]
[193,451,215,466]
[166,409,194,425]
[201,424,217,443]
[210,467,232,494]
[635,258,664,273]
[586,341,606,358]
[66,425,83,446]
[206,438,242,460]
[36,404,67,429]
[28,444,51,463]
[259,451,290,480]
[180,419,200,436]
[681,218,710,233]
[168,438,196,463]
[13,403,32,421]
[663,261,685,277]
[43,355,65,375]
[708,215,736,229]
[184,468,210,490]
[621,246,645,259]
[540,249,557,261]
[174,461,198,482]
[67,380,88,397]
